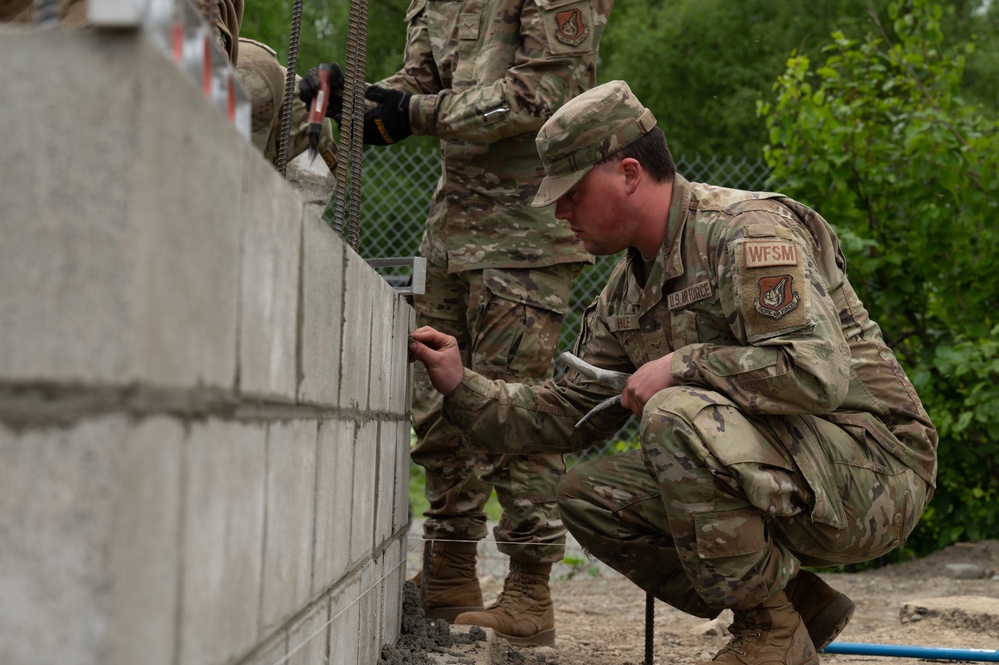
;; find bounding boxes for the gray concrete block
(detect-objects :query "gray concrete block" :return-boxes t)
[0,416,184,665]
[261,420,319,632]
[376,423,398,545]
[358,564,381,665]
[239,155,303,401]
[339,249,374,411]
[180,420,266,665]
[329,578,361,665]
[390,299,416,415]
[382,539,406,646]
[367,294,391,412]
[241,632,287,665]
[0,32,242,390]
[394,420,413,535]
[0,418,123,665]
[400,307,416,416]
[313,419,355,595]
[287,601,329,665]
[367,274,402,412]
[107,418,185,665]
[299,216,345,407]
[350,421,378,565]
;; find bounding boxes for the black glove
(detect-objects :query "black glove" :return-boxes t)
[299,62,346,123]
[362,86,412,145]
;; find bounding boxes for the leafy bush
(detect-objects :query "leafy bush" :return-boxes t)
[759,0,999,556]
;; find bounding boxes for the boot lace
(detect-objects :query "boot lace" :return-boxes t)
[493,574,533,612]
[717,611,763,658]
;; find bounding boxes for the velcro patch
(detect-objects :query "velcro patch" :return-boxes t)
[543,1,593,54]
[743,240,798,268]
[736,239,809,341]
[667,280,712,310]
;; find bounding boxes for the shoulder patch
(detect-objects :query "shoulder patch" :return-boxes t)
[754,275,800,319]
[554,8,589,46]
[743,240,798,268]
[735,239,809,341]
[541,0,593,54]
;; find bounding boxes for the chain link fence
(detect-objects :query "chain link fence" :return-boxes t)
[349,145,776,461]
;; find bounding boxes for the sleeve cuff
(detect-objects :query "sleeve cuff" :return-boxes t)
[408,93,439,136]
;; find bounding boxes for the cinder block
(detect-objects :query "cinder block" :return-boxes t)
[241,632,287,665]
[394,420,413,535]
[299,215,345,407]
[328,578,360,665]
[390,298,416,415]
[261,420,318,632]
[349,421,378,565]
[0,417,119,665]
[339,249,373,411]
[375,423,396,545]
[239,155,303,401]
[368,273,402,412]
[358,563,381,665]
[313,419,354,594]
[400,307,416,416]
[367,294,390,412]
[0,32,242,390]
[287,601,329,665]
[180,420,266,665]
[108,418,185,665]
[381,539,406,646]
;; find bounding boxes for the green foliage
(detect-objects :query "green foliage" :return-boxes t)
[241,0,409,80]
[760,0,999,554]
[598,0,897,160]
[558,552,602,580]
[238,0,999,164]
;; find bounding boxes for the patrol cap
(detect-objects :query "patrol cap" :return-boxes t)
[532,80,657,208]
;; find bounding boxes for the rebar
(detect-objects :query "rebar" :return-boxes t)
[644,593,655,665]
[277,0,303,177]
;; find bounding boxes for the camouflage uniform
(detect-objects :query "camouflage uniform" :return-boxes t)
[0,0,86,23]
[237,39,338,173]
[377,0,613,563]
[442,172,938,610]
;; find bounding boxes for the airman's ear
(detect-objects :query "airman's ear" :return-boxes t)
[620,157,642,194]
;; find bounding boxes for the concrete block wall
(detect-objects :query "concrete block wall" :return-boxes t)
[0,28,413,665]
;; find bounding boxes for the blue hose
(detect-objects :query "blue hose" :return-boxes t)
[823,641,999,661]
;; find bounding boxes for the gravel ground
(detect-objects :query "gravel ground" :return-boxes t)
[388,534,999,665]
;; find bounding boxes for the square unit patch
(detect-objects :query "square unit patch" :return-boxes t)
[543,1,594,55]
[736,239,808,341]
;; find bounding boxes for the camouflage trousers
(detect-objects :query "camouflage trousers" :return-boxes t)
[558,385,930,613]
[412,261,583,564]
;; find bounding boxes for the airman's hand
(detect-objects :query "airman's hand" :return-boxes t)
[408,326,463,396]
[620,353,676,416]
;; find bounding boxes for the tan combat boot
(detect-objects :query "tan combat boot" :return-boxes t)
[704,591,818,665]
[784,570,855,650]
[410,540,484,622]
[453,560,555,646]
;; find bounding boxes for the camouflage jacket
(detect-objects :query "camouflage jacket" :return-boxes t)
[374,0,613,272]
[444,175,938,486]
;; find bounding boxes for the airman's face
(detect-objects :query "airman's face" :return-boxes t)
[553,161,631,256]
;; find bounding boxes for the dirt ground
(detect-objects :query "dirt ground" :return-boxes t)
[386,540,999,665]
